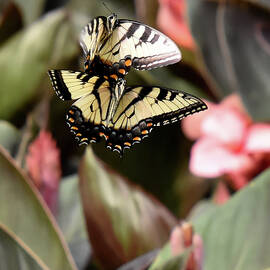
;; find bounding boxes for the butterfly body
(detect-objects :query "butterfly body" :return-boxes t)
[48,70,207,155]
[80,14,181,80]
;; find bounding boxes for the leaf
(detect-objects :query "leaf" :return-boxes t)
[193,168,270,270]
[0,145,77,270]
[57,175,91,270]
[13,0,45,25]
[0,9,78,120]
[149,244,190,270]
[188,200,219,222]
[0,223,48,270]
[117,249,159,270]
[187,1,270,120]
[26,130,61,213]
[0,2,23,44]
[79,147,177,269]
[0,120,21,155]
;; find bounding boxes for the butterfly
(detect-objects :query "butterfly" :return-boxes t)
[48,70,207,155]
[80,13,181,81]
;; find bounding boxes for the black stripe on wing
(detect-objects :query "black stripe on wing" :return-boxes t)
[116,20,181,70]
[48,70,72,100]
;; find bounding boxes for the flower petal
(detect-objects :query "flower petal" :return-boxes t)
[221,94,250,121]
[26,130,61,213]
[201,106,249,147]
[181,100,214,140]
[245,123,270,152]
[157,0,195,50]
[190,138,254,178]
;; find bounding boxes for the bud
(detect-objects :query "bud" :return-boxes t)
[170,221,204,270]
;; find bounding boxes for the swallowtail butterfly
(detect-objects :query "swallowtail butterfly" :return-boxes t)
[48,70,207,155]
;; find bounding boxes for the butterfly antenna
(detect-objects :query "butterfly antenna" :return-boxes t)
[102,2,113,15]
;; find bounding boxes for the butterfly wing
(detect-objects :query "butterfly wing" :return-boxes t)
[105,86,207,154]
[80,18,181,80]
[80,16,107,61]
[48,70,114,145]
[99,20,181,70]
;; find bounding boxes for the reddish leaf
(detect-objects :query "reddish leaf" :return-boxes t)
[26,130,61,213]
[79,147,177,269]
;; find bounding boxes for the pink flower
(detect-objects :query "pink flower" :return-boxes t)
[170,222,203,270]
[26,130,61,213]
[182,94,270,190]
[157,0,195,50]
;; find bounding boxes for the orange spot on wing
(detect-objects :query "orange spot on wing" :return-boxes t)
[118,68,126,75]
[147,123,153,127]
[104,75,109,80]
[141,130,148,135]
[124,142,131,147]
[68,118,75,123]
[133,137,141,141]
[69,110,74,115]
[76,133,82,137]
[99,132,107,139]
[110,74,118,80]
[81,138,88,142]
[125,59,132,67]
[71,126,78,130]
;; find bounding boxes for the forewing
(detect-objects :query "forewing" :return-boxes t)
[80,16,106,60]
[48,70,102,100]
[105,86,207,154]
[98,20,181,71]
[48,69,113,145]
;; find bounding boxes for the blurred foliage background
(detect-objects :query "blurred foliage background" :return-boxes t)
[1,0,270,269]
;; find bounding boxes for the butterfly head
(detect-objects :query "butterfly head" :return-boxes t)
[106,13,117,33]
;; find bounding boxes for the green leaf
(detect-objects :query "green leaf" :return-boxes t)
[149,244,190,270]
[13,0,45,25]
[57,175,91,270]
[187,1,270,120]
[0,223,48,270]
[0,120,21,155]
[117,249,159,270]
[0,146,77,270]
[188,200,219,222]
[194,168,270,270]
[0,9,78,120]
[79,147,177,269]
